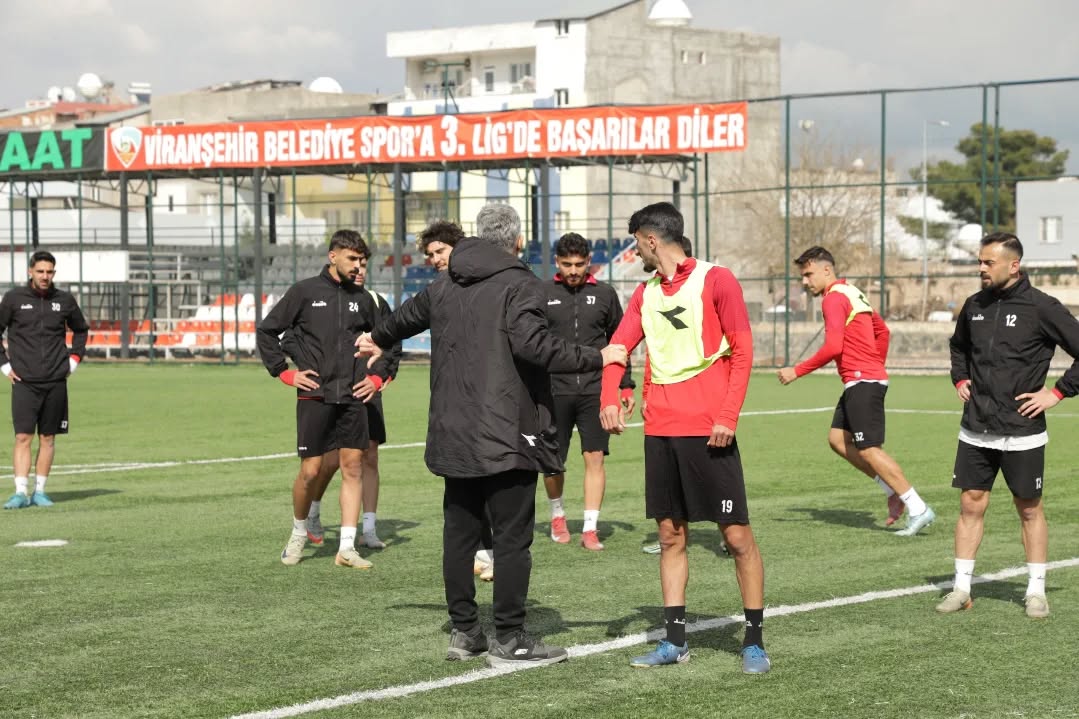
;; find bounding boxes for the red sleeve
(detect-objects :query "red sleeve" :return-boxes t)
[795,293,848,377]
[601,284,645,409]
[710,267,753,430]
[872,311,890,362]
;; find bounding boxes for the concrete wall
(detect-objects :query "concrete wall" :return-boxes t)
[583,0,782,257]
[1016,180,1079,264]
[150,87,378,125]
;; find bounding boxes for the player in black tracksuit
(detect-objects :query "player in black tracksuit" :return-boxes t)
[283,276,402,551]
[937,232,1079,618]
[256,230,387,569]
[0,250,89,509]
[541,233,634,551]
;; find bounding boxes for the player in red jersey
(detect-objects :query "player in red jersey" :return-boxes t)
[777,246,936,536]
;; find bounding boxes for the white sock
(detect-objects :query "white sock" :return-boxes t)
[899,488,927,517]
[583,510,599,533]
[1026,563,1047,597]
[549,497,565,519]
[475,549,493,564]
[954,558,975,593]
[362,512,377,535]
[292,517,306,535]
[14,476,28,495]
[35,475,47,493]
[873,475,895,497]
[307,500,321,519]
[339,526,357,553]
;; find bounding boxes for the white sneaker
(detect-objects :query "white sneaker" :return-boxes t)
[362,532,386,549]
[281,532,306,566]
[335,548,373,569]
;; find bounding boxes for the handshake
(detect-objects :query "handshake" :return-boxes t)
[355,332,628,368]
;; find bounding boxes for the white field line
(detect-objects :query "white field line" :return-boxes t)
[48,406,1079,477]
[228,557,1079,719]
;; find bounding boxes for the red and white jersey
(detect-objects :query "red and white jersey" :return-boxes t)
[795,279,890,385]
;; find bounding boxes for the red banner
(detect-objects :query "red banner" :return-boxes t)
[104,103,748,171]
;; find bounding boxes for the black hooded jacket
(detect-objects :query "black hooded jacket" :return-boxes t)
[370,237,603,478]
[950,274,1079,437]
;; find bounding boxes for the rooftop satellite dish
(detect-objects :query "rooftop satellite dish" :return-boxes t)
[77,72,104,99]
[47,86,63,102]
[647,0,692,26]
[308,76,343,93]
[61,87,77,102]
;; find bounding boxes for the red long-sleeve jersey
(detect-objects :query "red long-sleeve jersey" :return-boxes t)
[601,259,753,435]
[795,280,890,384]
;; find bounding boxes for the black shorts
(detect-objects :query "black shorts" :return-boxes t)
[295,399,369,458]
[952,441,1045,500]
[552,393,609,466]
[366,394,387,445]
[12,381,69,436]
[644,435,750,524]
[831,382,887,449]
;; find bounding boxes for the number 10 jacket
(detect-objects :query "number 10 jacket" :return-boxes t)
[370,237,604,479]
[949,274,1079,437]
[256,265,396,403]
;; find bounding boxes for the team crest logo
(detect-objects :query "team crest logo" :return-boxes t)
[111,127,143,168]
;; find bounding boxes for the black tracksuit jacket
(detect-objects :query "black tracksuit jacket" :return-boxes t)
[0,283,88,383]
[257,266,387,403]
[950,274,1079,437]
[543,276,634,396]
[370,237,603,478]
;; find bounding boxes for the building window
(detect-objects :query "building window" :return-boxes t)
[680,50,688,64]
[555,88,570,106]
[699,51,707,65]
[323,209,340,228]
[554,210,570,233]
[555,19,570,36]
[484,67,495,93]
[200,192,217,216]
[352,208,369,230]
[510,63,532,83]
[1040,216,1063,244]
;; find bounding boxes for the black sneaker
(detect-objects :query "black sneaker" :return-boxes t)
[486,630,568,668]
[446,626,488,661]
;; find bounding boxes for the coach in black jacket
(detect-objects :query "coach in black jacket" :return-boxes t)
[0,250,88,509]
[541,232,635,551]
[257,230,385,570]
[938,232,1079,619]
[358,204,626,668]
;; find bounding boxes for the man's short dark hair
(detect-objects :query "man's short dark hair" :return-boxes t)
[554,232,590,258]
[628,202,684,244]
[419,220,465,253]
[329,229,369,259]
[981,232,1024,260]
[30,250,56,267]
[794,246,836,269]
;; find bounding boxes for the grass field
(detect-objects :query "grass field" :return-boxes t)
[2,364,1078,719]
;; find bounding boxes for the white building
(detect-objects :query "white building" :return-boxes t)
[1016,179,1079,267]
[385,0,780,262]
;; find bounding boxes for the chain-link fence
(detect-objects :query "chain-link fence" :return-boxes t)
[2,78,1077,367]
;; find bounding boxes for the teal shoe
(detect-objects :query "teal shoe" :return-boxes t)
[30,491,54,507]
[630,640,689,667]
[4,492,31,509]
[741,644,771,674]
[895,506,936,537]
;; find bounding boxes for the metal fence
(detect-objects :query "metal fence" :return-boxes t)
[2,77,1077,368]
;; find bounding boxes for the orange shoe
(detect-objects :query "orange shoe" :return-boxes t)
[581,530,605,551]
[885,494,905,526]
[550,516,570,544]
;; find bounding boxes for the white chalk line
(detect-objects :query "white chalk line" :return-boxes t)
[48,406,1079,478]
[228,557,1079,719]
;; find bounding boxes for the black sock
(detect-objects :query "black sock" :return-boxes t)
[743,608,764,649]
[664,606,687,646]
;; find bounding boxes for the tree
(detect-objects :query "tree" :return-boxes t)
[922,123,1068,232]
